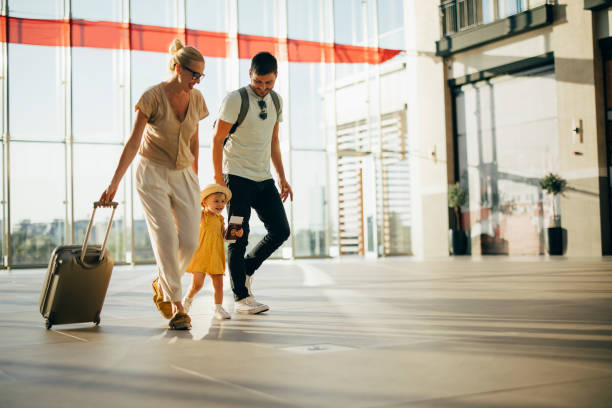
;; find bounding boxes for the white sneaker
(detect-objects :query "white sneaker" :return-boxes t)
[182,297,194,314]
[235,297,269,314]
[247,295,269,311]
[213,305,231,320]
[245,275,254,297]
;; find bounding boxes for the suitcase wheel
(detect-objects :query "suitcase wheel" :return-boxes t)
[45,319,52,330]
[94,313,100,326]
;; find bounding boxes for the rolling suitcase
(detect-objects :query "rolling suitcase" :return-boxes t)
[39,201,118,329]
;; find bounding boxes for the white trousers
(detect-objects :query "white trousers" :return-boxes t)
[136,157,200,302]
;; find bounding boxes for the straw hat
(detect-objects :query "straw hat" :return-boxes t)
[200,183,232,204]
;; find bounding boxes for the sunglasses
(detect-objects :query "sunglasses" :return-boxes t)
[182,65,205,80]
[258,100,267,120]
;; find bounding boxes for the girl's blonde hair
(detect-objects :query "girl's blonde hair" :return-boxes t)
[168,38,204,72]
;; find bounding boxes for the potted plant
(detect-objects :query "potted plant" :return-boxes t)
[540,172,568,255]
[448,182,468,255]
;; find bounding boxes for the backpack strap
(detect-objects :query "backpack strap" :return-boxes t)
[270,90,281,119]
[229,87,249,135]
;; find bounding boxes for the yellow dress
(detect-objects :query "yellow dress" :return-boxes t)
[186,211,225,275]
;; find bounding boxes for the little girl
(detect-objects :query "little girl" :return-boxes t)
[183,184,242,320]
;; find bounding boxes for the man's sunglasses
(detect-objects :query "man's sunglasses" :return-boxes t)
[182,65,204,80]
[258,100,267,120]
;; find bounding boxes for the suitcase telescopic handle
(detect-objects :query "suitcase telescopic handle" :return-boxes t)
[81,201,119,264]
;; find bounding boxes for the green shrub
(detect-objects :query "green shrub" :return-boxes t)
[448,183,467,230]
[540,173,567,227]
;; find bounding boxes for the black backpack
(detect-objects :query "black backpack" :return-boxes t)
[223,87,281,145]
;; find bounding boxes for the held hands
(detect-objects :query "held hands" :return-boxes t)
[279,178,293,202]
[214,174,227,188]
[227,227,243,239]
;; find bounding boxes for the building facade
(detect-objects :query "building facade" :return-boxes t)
[433,0,612,256]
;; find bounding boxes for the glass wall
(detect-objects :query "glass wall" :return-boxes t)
[0,0,407,267]
[72,0,127,260]
[334,0,366,80]
[377,0,404,51]
[10,143,66,265]
[8,38,67,265]
[455,68,558,255]
[186,0,227,142]
[8,0,63,19]
[288,0,329,257]
[1,4,5,265]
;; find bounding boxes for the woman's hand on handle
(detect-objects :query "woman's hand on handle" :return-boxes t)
[99,183,118,206]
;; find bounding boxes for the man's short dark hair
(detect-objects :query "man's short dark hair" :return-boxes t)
[251,52,277,76]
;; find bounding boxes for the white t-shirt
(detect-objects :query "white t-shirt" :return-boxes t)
[218,86,283,182]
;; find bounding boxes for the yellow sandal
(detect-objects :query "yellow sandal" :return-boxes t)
[152,278,173,319]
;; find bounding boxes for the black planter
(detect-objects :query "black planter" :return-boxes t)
[546,227,567,255]
[449,229,468,255]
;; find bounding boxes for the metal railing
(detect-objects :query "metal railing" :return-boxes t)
[440,0,480,36]
[440,0,547,37]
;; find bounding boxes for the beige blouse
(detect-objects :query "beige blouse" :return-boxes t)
[136,83,208,170]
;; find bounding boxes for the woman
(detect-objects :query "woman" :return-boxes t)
[100,38,208,330]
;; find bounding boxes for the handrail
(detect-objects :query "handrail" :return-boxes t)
[439,0,547,37]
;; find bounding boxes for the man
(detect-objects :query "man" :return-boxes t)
[212,51,293,314]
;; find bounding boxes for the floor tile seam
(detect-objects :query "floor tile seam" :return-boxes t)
[170,364,304,407]
[183,321,612,339]
[371,372,612,408]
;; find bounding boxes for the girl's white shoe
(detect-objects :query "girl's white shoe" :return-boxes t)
[182,297,194,314]
[213,305,231,320]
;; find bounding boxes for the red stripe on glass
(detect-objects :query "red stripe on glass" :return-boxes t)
[0,16,401,64]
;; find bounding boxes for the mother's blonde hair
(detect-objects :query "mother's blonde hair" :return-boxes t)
[168,38,204,72]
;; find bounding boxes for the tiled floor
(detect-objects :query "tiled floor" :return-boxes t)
[1,257,612,407]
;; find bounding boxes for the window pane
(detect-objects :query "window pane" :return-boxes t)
[289,63,324,149]
[292,151,328,257]
[287,0,321,41]
[130,0,176,27]
[197,146,214,186]
[482,0,495,23]
[377,0,404,50]
[73,145,126,263]
[71,0,121,21]
[334,0,366,81]
[498,0,525,18]
[334,0,364,46]
[10,142,66,265]
[238,0,276,36]
[186,0,226,32]
[73,48,123,143]
[9,45,64,141]
[239,58,251,88]
[131,51,168,122]
[199,57,227,146]
[456,69,558,255]
[1,58,4,266]
[1,142,4,265]
[8,0,62,19]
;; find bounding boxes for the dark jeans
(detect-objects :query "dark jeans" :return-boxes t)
[224,174,290,301]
